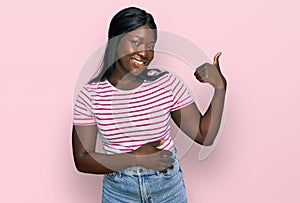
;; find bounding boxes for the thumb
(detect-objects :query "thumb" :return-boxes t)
[213,52,222,71]
[149,139,165,147]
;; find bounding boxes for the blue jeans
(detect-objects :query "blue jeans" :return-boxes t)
[102,148,188,203]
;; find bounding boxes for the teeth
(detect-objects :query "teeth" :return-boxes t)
[132,58,144,65]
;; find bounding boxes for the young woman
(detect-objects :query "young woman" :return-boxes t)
[72,7,227,203]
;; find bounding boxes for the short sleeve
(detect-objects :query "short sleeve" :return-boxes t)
[169,74,194,112]
[73,86,96,126]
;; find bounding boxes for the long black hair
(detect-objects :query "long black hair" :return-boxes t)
[89,7,168,84]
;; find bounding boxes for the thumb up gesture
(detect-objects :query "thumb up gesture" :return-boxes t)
[194,52,227,90]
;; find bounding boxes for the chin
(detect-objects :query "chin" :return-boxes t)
[129,71,143,78]
[130,67,146,77]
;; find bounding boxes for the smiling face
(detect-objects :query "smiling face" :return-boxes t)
[114,24,156,78]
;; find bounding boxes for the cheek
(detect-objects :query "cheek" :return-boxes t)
[117,44,136,58]
[148,51,154,60]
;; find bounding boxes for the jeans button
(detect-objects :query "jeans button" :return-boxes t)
[139,168,143,173]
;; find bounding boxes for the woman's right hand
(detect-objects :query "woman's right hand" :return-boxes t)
[129,140,175,172]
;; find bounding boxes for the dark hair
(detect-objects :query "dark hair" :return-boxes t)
[89,7,168,84]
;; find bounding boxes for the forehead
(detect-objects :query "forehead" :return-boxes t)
[123,25,155,42]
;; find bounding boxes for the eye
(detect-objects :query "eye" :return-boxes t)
[131,40,140,46]
[147,45,155,50]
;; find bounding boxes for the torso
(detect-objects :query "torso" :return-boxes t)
[89,74,175,154]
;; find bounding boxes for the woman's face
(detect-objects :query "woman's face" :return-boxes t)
[115,24,156,77]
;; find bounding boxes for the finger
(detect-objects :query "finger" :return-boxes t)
[160,160,174,170]
[213,52,222,70]
[194,68,208,83]
[195,75,205,83]
[159,169,167,173]
[162,156,175,162]
[159,165,174,173]
[195,64,205,73]
[161,150,173,157]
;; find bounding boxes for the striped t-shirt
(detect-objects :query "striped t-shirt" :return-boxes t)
[73,72,194,154]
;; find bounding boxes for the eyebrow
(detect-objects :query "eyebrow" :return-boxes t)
[135,35,156,43]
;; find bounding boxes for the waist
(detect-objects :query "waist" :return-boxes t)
[103,137,175,155]
[118,147,178,176]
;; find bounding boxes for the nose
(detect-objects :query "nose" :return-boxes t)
[137,44,148,58]
[137,49,146,58]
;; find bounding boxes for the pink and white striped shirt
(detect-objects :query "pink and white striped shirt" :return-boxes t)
[73,73,194,154]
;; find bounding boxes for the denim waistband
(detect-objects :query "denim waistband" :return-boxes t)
[118,147,178,176]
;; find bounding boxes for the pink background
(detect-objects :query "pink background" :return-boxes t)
[1,0,299,202]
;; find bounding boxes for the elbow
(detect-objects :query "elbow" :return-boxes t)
[74,161,85,173]
[73,153,89,173]
[74,161,91,174]
[74,158,85,173]
[76,167,89,174]
[201,139,214,146]
[198,127,215,146]
[197,134,215,146]
[196,138,214,146]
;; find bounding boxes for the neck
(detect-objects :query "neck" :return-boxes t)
[107,68,143,90]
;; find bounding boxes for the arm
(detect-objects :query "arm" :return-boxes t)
[171,52,227,146]
[72,125,137,174]
[72,125,174,174]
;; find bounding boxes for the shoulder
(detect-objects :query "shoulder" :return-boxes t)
[83,80,109,93]
[161,71,185,86]
[76,81,108,101]
[146,71,185,87]
[147,69,176,81]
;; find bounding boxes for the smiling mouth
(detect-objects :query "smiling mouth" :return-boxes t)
[131,57,147,68]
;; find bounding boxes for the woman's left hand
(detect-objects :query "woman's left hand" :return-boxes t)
[194,52,227,90]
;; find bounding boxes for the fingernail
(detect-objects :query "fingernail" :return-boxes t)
[159,169,167,173]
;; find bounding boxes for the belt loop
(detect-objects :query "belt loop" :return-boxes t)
[117,171,122,178]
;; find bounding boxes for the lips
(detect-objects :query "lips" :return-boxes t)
[131,57,146,68]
